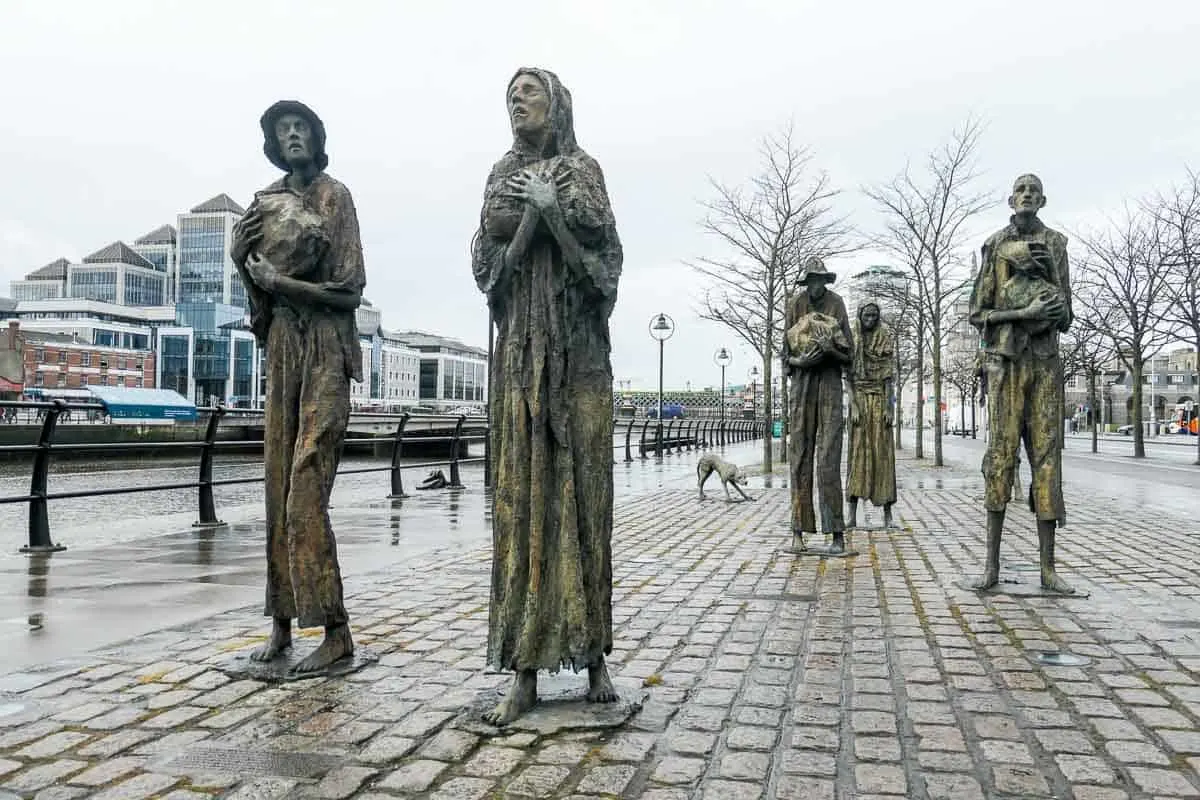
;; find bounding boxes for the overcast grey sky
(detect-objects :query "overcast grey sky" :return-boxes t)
[1,0,1197,390]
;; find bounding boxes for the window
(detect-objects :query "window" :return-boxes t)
[57,374,66,388]
[81,353,91,367]
[34,348,44,362]
[137,358,144,370]
[58,350,66,364]
[116,357,124,370]
[99,358,109,370]
[136,377,143,388]
[34,372,43,387]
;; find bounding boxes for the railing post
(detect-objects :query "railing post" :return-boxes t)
[702,420,711,448]
[684,420,693,451]
[194,404,227,528]
[624,417,635,463]
[388,412,411,498]
[23,400,67,553]
[665,417,676,454]
[639,418,651,459]
[448,415,466,488]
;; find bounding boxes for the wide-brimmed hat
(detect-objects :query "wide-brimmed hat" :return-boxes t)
[260,100,328,172]
[799,257,837,284]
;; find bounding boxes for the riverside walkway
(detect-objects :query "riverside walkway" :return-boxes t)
[2,439,1200,799]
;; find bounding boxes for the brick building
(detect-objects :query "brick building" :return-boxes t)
[0,320,156,394]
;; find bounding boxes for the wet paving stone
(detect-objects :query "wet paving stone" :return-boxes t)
[0,446,1197,797]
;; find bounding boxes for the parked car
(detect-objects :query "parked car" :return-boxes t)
[1117,424,1134,435]
[646,403,684,419]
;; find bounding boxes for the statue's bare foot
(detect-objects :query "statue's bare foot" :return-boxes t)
[829,532,846,553]
[587,659,618,703]
[292,624,353,674]
[883,508,895,528]
[970,569,1000,591]
[250,618,292,662]
[1041,570,1076,595]
[483,670,537,726]
[791,532,806,551]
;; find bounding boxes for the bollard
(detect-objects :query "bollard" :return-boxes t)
[194,404,227,528]
[23,400,68,553]
[448,415,466,488]
[387,413,411,498]
[624,417,635,463]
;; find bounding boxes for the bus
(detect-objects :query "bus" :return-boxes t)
[1169,401,1199,435]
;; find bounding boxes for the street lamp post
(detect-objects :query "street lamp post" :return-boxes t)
[649,313,675,457]
[749,365,760,422]
[714,347,731,447]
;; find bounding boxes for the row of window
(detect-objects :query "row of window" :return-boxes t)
[31,349,147,370]
[32,372,145,388]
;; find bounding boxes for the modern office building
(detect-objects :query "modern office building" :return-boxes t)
[9,258,69,301]
[132,225,178,302]
[67,241,168,307]
[394,331,487,411]
[351,301,421,409]
[176,193,247,308]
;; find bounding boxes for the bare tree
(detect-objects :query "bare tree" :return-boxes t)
[863,117,996,466]
[1073,204,1175,458]
[1060,284,1116,454]
[689,122,856,473]
[1147,169,1200,464]
[943,349,981,439]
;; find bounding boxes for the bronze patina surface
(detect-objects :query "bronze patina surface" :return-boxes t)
[968,173,1075,595]
[471,68,623,724]
[231,100,365,673]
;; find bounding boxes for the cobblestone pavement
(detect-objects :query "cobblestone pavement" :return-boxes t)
[3,442,1200,799]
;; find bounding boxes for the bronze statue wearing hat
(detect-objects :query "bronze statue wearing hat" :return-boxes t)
[231,100,366,673]
[782,256,855,555]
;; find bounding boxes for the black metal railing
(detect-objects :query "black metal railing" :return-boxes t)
[0,400,486,553]
[0,399,768,553]
[615,416,768,462]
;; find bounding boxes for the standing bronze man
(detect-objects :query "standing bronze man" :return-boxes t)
[846,302,897,529]
[231,101,365,672]
[968,173,1075,594]
[782,257,854,554]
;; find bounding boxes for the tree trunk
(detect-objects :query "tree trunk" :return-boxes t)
[1131,359,1145,459]
[1088,370,1098,454]
[914,319,925,460]
[970,387,977,439]
[894,373,904,451]
[762,351,774,474]
[932,337,944,467]
[1194,337,1200,466]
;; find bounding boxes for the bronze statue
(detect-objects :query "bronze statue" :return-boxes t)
[968,173,1074,594]
[846,302,897,529]
[472,68,623,724]
[782,257,854,554]
[231,101,365,672]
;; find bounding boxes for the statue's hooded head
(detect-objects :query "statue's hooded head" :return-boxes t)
[260,100,329,173]
[507,67,579,159]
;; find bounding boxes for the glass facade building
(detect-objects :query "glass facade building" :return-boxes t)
[178,216,228,304]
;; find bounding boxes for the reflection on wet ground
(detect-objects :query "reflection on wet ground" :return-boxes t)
[0,441,767,671]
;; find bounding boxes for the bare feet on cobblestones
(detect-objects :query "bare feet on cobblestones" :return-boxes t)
[830,531,846,553]
[587,658,618,703]
[1040,570,1076,595]
[484,669,537,726]
[250,617,292,661]
[292,623,354,674]
[791,531,806,551]
[970,569,1000,591]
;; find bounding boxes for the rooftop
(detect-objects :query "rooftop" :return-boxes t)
[392,330,487,356]
[25,257,70,281]
[82,241,157,270]
[189,193,246,215]
[134,224,177,245]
